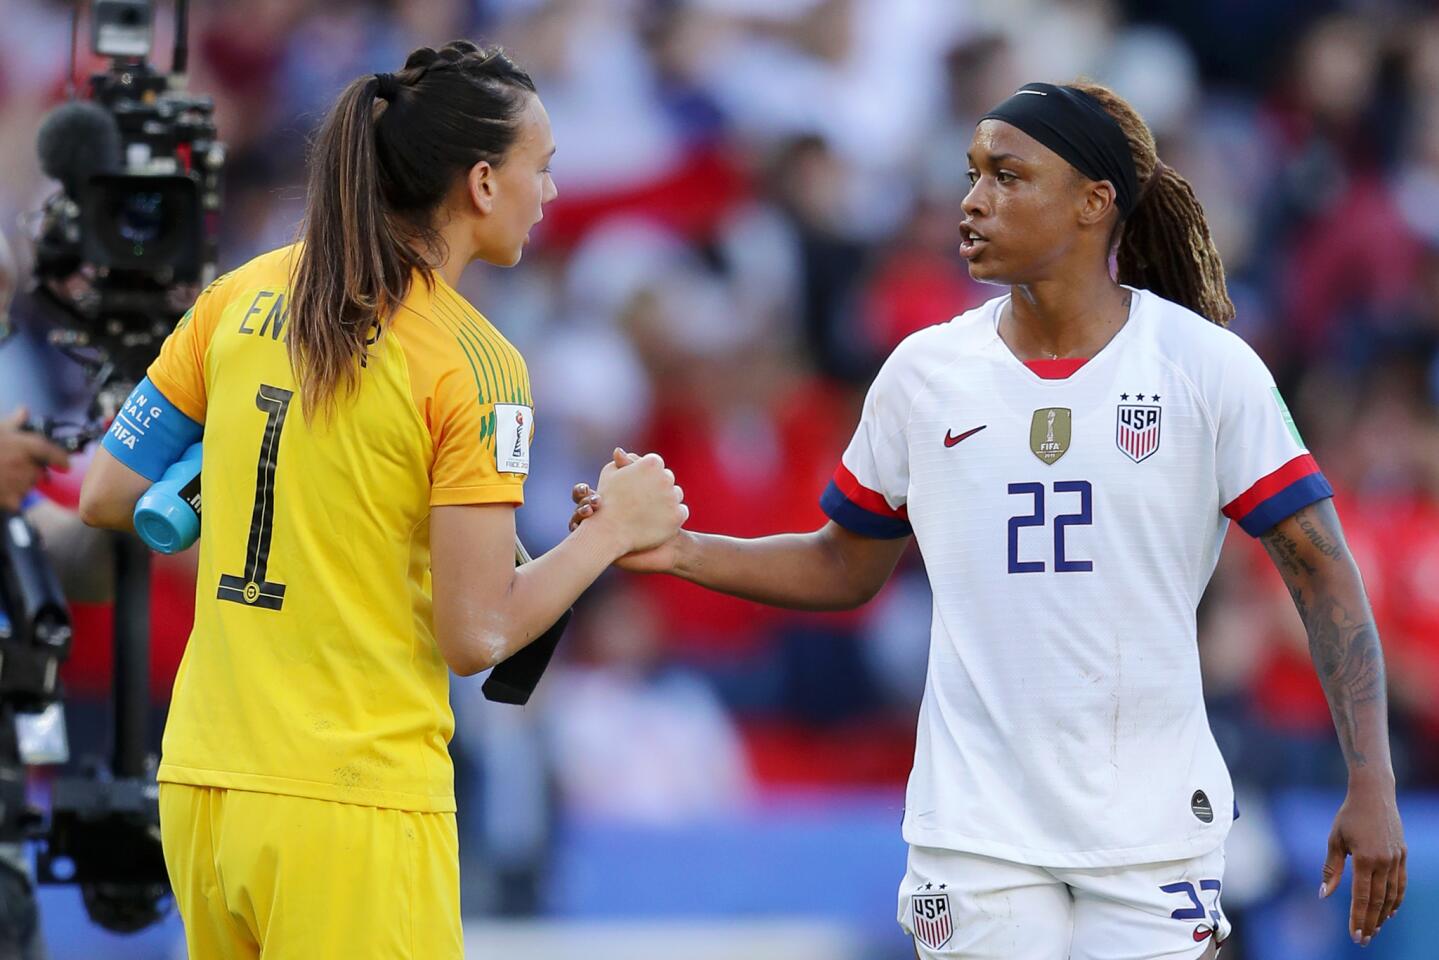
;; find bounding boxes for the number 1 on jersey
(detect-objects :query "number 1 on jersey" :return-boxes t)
[217,384,293,610]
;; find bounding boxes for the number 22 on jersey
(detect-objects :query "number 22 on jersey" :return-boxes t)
[1007,480,1093,574]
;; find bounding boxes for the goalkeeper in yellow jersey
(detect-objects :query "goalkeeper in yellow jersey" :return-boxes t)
[78,40,686,960]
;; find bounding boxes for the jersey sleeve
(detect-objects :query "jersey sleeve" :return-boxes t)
[427,354,533,508]
[146,274,229,423]
[820,350,914,539]
[1215,340,1332,536]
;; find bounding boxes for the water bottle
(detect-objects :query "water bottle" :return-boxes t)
[133,442,202,554]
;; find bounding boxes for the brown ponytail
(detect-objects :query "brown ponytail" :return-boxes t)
[287,40,536,419]
[1069,81,1236,326]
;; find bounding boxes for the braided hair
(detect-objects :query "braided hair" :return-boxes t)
[1069,81,1235,326]
[288,40,536,419]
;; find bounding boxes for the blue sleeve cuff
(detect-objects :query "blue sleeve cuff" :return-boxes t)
[820,481,914,539]
[101,377,204,481]
[1236,473,1334,537]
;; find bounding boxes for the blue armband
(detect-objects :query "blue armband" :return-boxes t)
[101,377,203,482]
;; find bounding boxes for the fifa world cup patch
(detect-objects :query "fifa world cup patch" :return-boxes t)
[1029,407,1072,464]
[494,403,533,475]
[912,890,954,950]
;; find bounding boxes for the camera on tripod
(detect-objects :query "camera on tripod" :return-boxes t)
[0,0,225,935]
[30,0,223,393]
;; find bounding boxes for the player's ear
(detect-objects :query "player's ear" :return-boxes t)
[466,161,495,216]
[1078,178,1117,227]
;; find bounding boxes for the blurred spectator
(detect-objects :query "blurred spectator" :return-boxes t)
[542,581,753,823]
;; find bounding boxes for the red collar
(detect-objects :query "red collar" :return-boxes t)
[1023,357,1088,379]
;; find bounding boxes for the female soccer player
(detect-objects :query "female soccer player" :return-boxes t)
[78,41,686,959]
[572,82,1405,958]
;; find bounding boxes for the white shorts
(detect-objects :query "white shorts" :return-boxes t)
[898,843,1231,960]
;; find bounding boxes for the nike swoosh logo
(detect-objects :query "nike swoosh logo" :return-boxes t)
[1193,927,1214,943]
[944,425,987,448]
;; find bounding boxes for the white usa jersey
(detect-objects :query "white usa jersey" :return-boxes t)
[822,288,1330,868]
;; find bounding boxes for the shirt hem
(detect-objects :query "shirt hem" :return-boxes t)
[157,763,457,813]
[900,821,1230,869]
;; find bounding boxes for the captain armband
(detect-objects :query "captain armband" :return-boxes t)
[101,377,203,481]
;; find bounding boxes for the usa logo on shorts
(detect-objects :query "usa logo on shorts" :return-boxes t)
[912,892,953,950]
[1116,404,1161,463]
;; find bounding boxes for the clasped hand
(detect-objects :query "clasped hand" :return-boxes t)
[571,448,687,572]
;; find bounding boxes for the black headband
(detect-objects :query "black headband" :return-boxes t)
[980,83,1140,217]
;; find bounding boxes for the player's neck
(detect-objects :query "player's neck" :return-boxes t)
[1002,272,1131,361]
[435,256,467,290]
[431,219,476,290]
[406,212,483,290]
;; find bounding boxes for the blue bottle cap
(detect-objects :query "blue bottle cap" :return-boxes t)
[134,492,200,555]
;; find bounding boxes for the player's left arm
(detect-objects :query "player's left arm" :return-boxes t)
[1259,498,1405,945]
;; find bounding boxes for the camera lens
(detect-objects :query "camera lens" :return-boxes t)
[115,191,165,250]
[83,174,202,278]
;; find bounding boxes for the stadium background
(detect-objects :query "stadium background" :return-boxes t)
[1,0,1437,956]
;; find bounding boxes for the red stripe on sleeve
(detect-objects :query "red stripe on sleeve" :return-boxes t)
[833,463,908,519]
[1222,453,1321,521]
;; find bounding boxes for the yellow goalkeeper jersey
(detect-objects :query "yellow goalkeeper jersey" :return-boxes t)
[147,244,533,812]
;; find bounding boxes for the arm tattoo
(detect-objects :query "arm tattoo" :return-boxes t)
[1260,525,1317,578]
[1260,504,1385,769]
[1296,513,1344,559]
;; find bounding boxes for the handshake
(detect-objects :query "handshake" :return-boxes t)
[481,446,687,706]
[569,447,689,574]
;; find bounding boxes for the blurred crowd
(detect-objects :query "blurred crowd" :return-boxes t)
[1,0,1438,922]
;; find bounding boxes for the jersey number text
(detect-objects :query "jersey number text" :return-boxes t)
[1007,480,1093,574]
[217,384,293,610]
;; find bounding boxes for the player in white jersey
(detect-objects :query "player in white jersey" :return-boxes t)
[570,81,1405,957]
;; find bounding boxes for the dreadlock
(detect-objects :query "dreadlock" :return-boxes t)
[1069,81,1235,326]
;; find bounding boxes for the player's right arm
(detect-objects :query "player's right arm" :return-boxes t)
[568,332,922,612]
[431,449,685,676]
[81,286,215,531]
[656,522,908,611]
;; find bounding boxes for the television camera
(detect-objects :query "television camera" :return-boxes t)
[0,0,224,933]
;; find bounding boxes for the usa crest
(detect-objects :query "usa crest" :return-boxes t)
[912,892,953,951]
[1116,404,1161,463]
